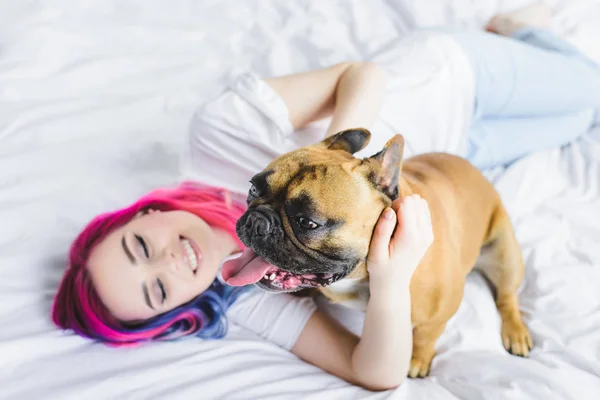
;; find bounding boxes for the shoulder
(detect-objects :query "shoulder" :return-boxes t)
[179,72,297,193]
[190,71,294,144]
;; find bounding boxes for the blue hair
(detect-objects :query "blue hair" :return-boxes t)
[122,280,252,343]
[52,181,252,347]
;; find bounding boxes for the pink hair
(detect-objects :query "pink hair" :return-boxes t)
[52,181,247,346]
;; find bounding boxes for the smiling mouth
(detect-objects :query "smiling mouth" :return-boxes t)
[181,237,201,274]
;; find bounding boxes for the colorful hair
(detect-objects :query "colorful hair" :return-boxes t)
[51,181,248,347]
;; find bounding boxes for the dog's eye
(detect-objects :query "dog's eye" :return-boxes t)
[296,217,319,230]
[249,184,260,198]
[247,184,260,204]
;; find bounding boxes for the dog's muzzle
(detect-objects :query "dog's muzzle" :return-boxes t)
[237,205,281,246]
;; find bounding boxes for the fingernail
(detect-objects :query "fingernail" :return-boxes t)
[384,209,394,220]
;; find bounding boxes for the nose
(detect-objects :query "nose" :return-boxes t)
[168,251,181,273]
[150,247,182,275]
[245,212,272,238]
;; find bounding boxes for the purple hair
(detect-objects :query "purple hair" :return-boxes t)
[51,181,248,347]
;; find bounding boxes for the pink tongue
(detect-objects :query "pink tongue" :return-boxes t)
[221,248,274,286]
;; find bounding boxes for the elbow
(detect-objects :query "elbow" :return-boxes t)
[351,365,408,392]
[351,62,387,88]
[359,61,388,85]
[358,376,406,392]
[338,61,388,85]
[359,379,405,392]
[349,349,410,391]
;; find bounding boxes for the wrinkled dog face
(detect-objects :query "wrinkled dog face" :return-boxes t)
[234,129,404,292]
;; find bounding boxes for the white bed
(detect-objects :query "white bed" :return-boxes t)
[1,0,600,399]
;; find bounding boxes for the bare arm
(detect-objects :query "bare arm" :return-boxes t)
[265,62,423,390]
[265,62,387,137]
[291,196,433,391]
[291,292,411,391]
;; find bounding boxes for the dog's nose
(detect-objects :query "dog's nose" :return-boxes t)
[246,212,272,237]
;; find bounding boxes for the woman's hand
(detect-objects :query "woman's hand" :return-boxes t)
[367,194,434,288]
[290,194,434,390]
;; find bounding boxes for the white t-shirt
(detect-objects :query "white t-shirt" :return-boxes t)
[179,30,475,349]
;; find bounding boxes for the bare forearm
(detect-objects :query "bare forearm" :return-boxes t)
[325,62,387,137]
[264,61,386,135]
[290,197,431,392]
[351,285,412,390]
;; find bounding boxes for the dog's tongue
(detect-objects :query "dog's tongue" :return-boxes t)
[221,248,274,286]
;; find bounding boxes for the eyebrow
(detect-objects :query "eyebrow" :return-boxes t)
[142,283,154,310]
[121,236,136,264]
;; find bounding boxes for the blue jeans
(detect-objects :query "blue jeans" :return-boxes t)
[447,28,600,169]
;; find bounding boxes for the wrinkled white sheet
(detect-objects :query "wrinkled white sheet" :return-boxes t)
[1,0,599,399]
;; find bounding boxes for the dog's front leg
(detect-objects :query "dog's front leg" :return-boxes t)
[408,321,447,378]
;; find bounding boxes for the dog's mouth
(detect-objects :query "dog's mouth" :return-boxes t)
[257,265,341,291]
[221,248,342,291]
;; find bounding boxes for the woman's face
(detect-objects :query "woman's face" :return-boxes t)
[87,209,236,322]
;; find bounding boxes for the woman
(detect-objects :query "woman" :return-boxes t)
[52,4,600,391]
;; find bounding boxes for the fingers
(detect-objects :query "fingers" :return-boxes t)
[390,198,403,239]
[422,197,434,244]
[369,194,433,266]
[417,195,434,245]
[390,197,403,212]
[391,194,433,251]
[394,195,419,244]
[368,207,397,263]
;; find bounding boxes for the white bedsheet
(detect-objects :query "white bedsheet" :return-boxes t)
[1,0,599,399]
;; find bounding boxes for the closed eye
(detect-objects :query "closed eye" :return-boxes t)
[157,279,166,304]
[135,234,149,258]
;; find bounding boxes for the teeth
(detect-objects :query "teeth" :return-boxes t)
[182,239,198,271]
[263,273,277,281]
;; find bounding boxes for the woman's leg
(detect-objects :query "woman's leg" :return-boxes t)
[467,109,595,169]
[509,28,589,58]
[450,3,600,168]
[450,28,600,118]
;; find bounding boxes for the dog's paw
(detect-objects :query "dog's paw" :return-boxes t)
[501,319,533,357]
[408,355,434,378]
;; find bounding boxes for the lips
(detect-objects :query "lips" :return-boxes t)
[181,237,202,274]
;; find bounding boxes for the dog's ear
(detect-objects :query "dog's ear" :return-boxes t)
[318,128,371,154]
[364,134,404,200]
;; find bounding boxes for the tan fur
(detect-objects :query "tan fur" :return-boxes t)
[259,130,532,378]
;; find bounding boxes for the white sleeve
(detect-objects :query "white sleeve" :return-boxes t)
[180,72,297,194]
[227,289,317,350]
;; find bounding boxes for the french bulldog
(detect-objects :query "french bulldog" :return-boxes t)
[222,128,532,378]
